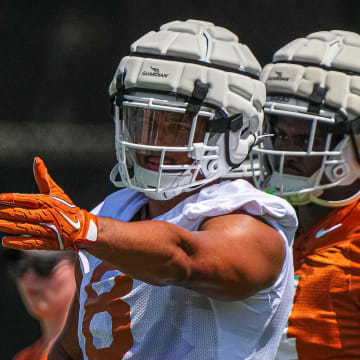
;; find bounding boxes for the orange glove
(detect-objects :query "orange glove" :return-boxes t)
[0,157,98,251]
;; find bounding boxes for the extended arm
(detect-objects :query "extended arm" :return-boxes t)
[77,212,285,301]
[0,158,285,301]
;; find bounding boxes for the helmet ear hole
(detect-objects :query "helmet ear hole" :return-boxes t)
[334,165,346,178]
[207,160,219,173]
[326,164,349,182]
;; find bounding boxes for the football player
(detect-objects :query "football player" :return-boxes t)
[0,20,297,359]
[254,30,360,359]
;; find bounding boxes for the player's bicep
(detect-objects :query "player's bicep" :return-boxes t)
[202,213,285,285]
[181,212,285,300]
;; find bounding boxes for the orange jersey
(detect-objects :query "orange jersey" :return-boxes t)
[278,200,360,359]
[13,339,48,360]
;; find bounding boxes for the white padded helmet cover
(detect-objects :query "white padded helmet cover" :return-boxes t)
[274,30,360,73]
[261,30,360,119]
[109,20,266,198]
[109,19,265,134]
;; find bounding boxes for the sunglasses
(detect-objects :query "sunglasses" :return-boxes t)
[8,255,62,279]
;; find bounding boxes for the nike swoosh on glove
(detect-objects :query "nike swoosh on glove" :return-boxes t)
[0,157,98,251]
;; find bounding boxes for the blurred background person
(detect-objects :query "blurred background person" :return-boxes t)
[254,30,360,359]
[3,250,76,360]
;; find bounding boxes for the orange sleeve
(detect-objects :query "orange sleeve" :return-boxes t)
[349,230,360,308]
[287,203,360,360]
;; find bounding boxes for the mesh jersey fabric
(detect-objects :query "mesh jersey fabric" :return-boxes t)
[78,180,297,359]
[276,200,360,360]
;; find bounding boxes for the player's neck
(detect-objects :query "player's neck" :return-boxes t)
[295,203,333,234]
[147,180,222,218]
[40,306,71,350]
[147,191,194,219]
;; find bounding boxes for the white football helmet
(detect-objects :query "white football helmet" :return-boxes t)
[253,30,360,207]
[109,19,265,200]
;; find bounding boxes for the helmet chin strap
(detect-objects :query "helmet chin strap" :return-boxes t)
[266,171,313,194]
[269,169,360,208]
[309,184,360,208]
[134,164,194,200]
[266,170,323,206]
[309,192,360,207]
[283,193,312,206]
[110,164,126,188]
[110,161,189,200]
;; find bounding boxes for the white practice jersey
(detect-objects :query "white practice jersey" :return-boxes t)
[78,180,297,359]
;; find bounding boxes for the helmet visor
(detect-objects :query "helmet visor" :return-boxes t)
[122,105,212,171]
[123,106,210,147]
[264,113,340,178]
[265,113,330,152]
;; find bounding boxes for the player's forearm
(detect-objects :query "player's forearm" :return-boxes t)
[76,216,194,286]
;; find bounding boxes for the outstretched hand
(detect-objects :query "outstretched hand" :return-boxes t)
[0,157,98,251]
